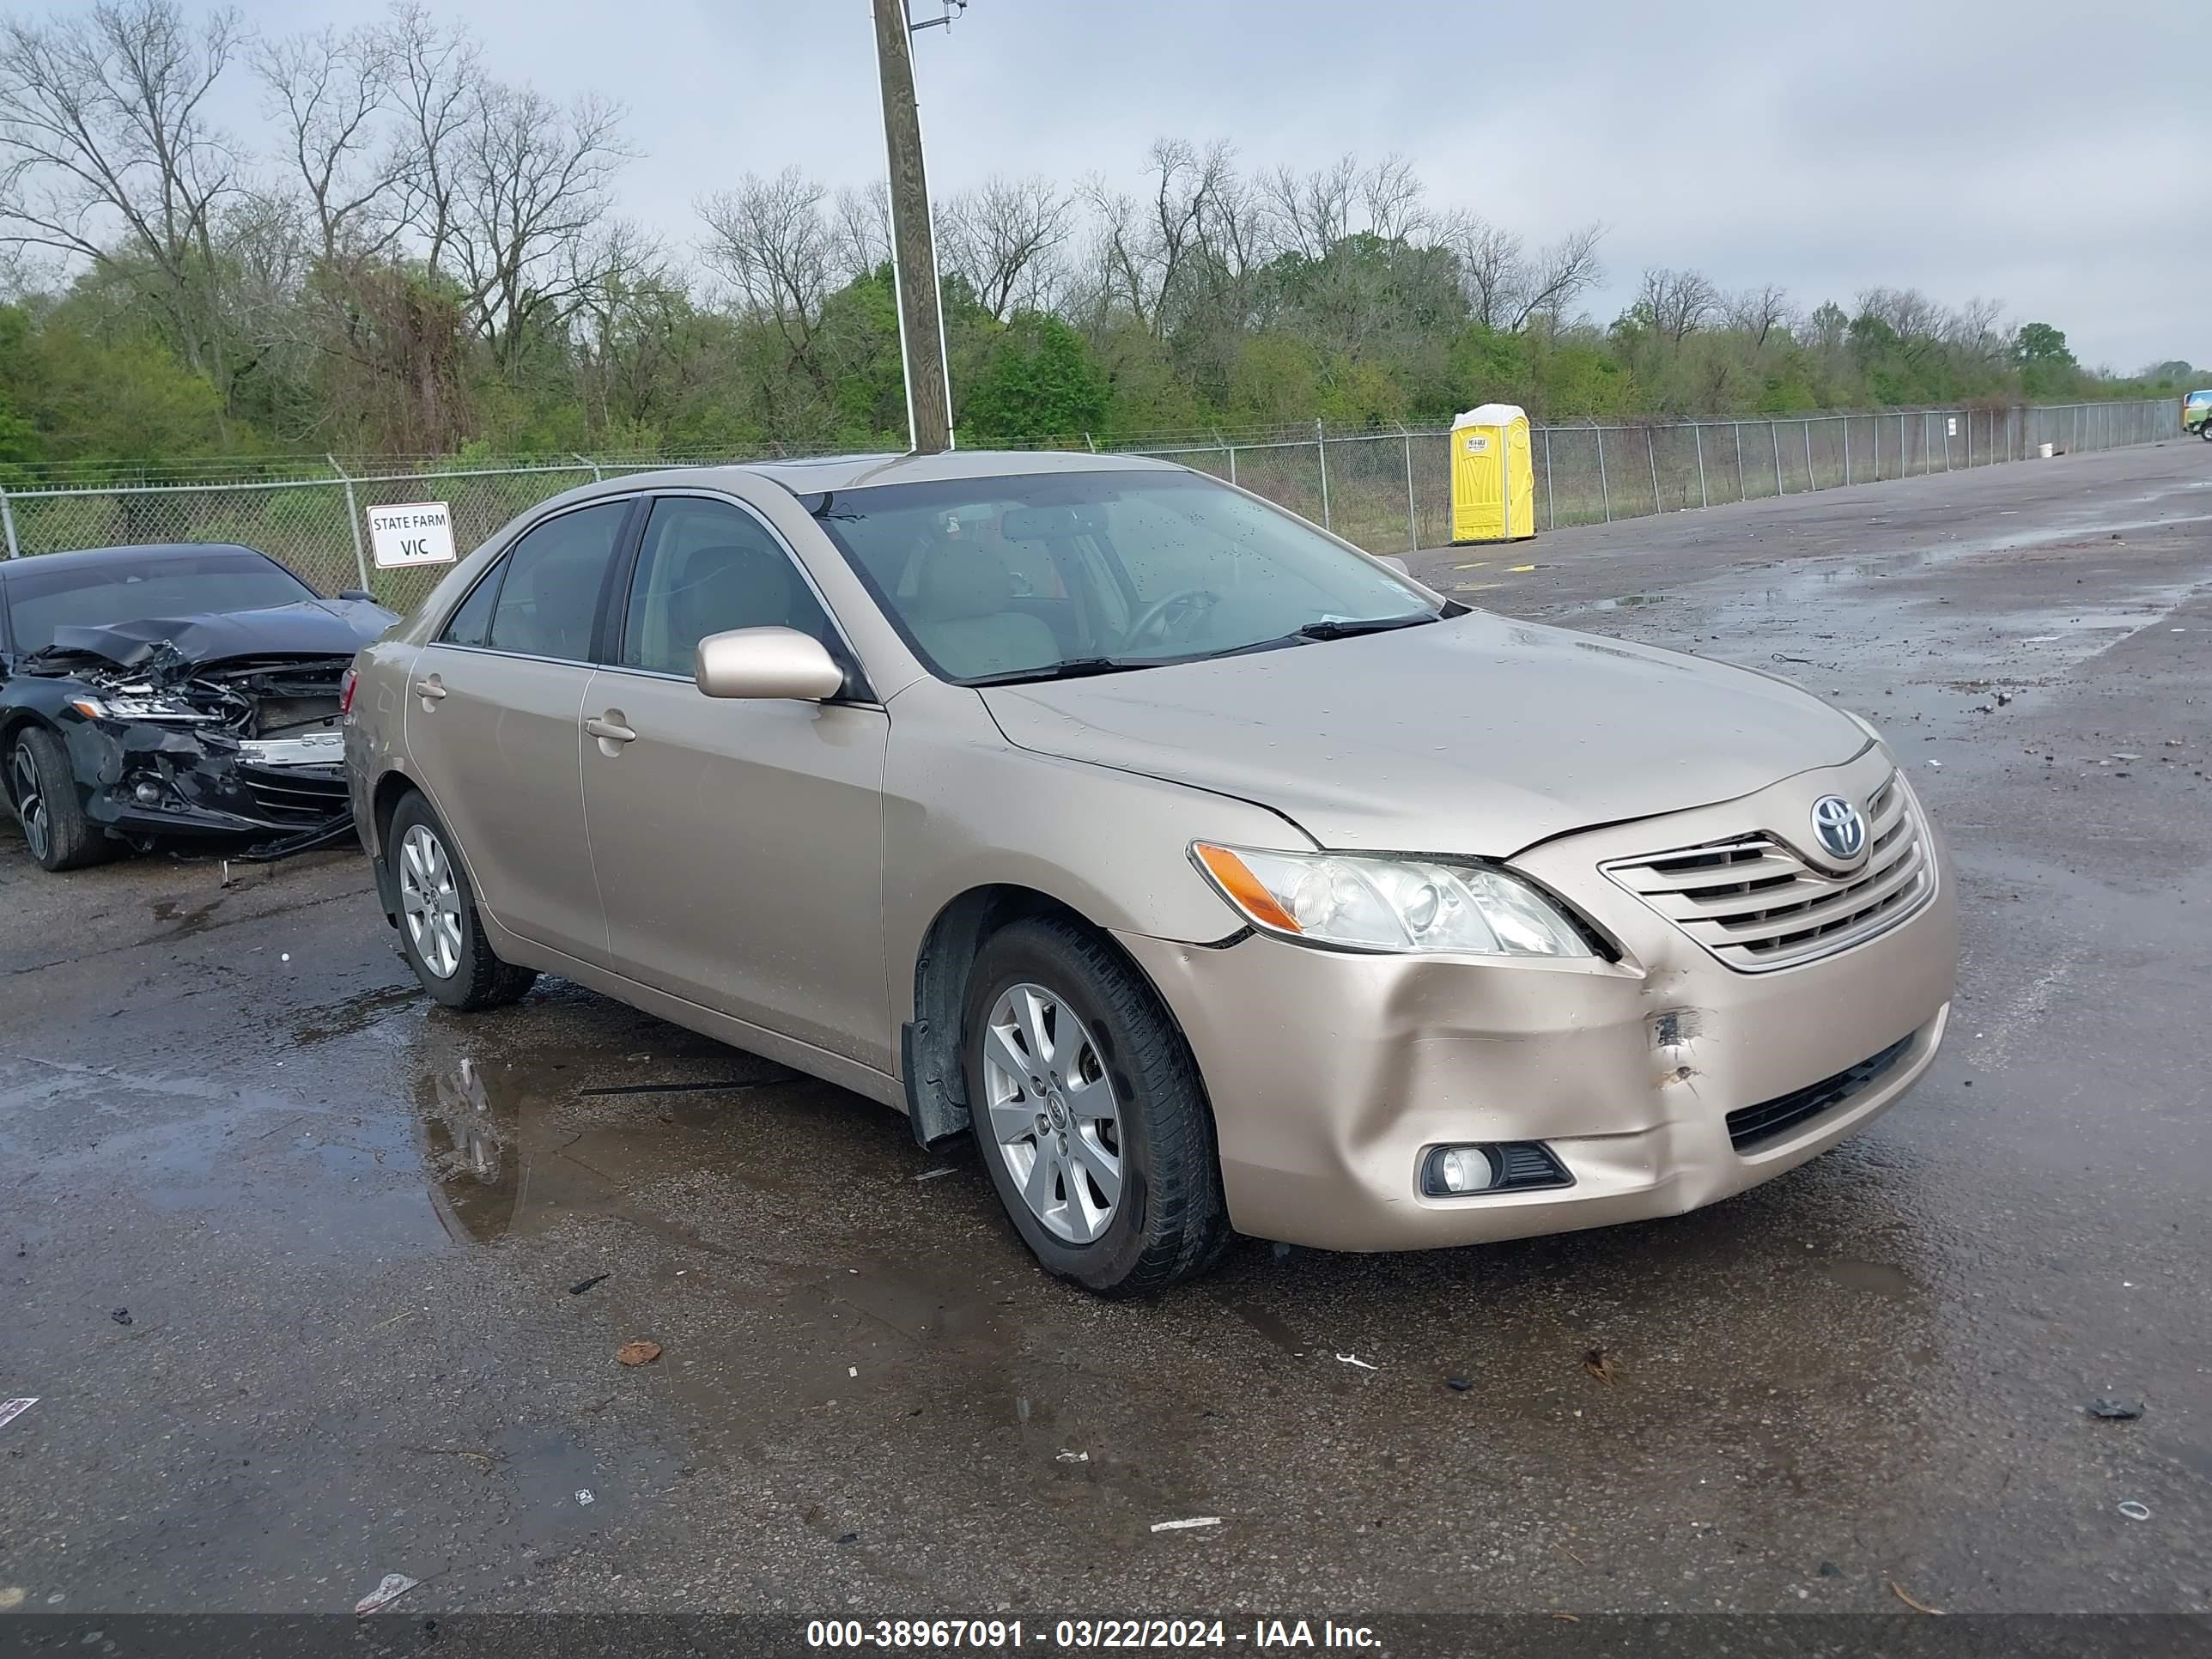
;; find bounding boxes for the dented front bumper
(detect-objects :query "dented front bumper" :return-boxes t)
[60,719,351,842]
[1116,753,1957,1254]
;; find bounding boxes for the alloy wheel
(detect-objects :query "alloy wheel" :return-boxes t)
[13,746,48,863]
[398,823,465,979]
[980,982,1123,1243]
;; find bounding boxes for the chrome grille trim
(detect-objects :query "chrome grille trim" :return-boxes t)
[1601,770,1934,972]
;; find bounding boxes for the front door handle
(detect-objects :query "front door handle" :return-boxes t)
[413,676,447,702]
[583,714,636,744]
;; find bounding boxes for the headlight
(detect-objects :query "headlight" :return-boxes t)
[68,694,219,724]
[1193,842,1596,957]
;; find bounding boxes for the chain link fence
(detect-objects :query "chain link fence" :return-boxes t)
[0,400,2182,611]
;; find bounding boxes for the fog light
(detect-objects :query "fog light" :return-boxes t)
[1421,1140,1573,1196]
[1424,1145,1499,1194]
[132,781,162,805]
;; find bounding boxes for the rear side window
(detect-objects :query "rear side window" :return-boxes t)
[439,565,502,647]
[483,502,628,661]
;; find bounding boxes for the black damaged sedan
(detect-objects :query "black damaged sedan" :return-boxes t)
[0,543,396,872]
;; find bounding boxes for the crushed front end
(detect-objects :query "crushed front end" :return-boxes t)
[44,649,356,854]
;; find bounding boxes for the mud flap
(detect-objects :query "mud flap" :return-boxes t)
[902,1019,971,1149]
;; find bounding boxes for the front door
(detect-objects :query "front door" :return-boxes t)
[403,499,631,967]
[580,494,892,1070]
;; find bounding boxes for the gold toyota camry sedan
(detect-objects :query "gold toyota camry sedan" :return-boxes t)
[343,450,1955,1295]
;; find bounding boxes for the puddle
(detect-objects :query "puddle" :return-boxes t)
[1589,592,1671,611]
[149,896,228,938]
[291,983,423,1047]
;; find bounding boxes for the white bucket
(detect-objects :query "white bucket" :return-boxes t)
[2038,442,2055,459]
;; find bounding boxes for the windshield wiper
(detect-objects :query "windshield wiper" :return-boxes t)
[964,657,1152,687]
[1292,613,1440,641]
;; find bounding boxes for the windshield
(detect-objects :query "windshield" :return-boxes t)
[5,549,317,653]
[2187,391,2212,408]
[811,470,1448,684]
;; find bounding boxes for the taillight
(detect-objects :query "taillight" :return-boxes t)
[339,666,358,715]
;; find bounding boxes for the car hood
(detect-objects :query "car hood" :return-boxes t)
[23,599,397,678]
[980,612,1871,857]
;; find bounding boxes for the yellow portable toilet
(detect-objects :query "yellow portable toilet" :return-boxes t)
[1449,403,1536,543]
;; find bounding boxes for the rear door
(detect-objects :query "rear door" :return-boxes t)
[579,492,892,1068]
[403,498,633,967]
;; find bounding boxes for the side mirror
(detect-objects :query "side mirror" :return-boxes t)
[337,587,377,602]
[1376,556,1411,576]
[693,626,846,701]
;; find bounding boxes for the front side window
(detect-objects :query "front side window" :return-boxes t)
[811,470,1448,685]
[618,497,836,677]
[479,502,628,661]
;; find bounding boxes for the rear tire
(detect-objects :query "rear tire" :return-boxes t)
[963,916,1231,1296]
[9,726,114,872]
[2198,422,2212,443]
[387,792,537,1012]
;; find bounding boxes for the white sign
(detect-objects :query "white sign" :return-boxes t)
[1946,416,1958,438]
[1463,434,1490,454]
[368,501,456,568]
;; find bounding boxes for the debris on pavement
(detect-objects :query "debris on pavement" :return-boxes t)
[1582,1347,1620,1385]
[568,1273,610,1295]
[574,1489,595,1505]
[0,1398,37,1431]
[1886,1578,1945,1615]
[354,1573,419,1617]
[914,1167,957,1183]
[1150,1516,1222,1533]
[2118,1501,2152,1522]
[1445,1375,1473,1392]
[616,1340,663,1366]
[110,1309,131,1327]
[2086,1398,2145,1420]
[1055,1450,1091,1462]
[837,1532,860,1545]
[1334,1352,1378,1370]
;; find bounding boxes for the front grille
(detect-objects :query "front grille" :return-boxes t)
[1726,1035,1914,1152]
[1601,771,1932,971]
[237,764,349,824]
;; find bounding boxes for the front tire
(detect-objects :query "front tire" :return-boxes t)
[387,792,537,1012]
[9,726,113,872]
[963,916,1231,1296]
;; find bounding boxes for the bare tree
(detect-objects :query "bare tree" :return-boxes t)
[1446,216,1605,331]
[0,0,244,392]
[698,167,836,387]
[1724,283,1794,349]
[383,1,478,279]
[1261,154,1358,260]
[251,21,406,265]
[938,173,1074,319]
[1638,266,1720,343]
[446,83,632,365]
[1085,137,1233,337]
[829,179,889,282]
[1357,154,1429,243]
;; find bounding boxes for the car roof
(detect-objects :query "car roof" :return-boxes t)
[623,447,1182,497]
[0,542,276,583]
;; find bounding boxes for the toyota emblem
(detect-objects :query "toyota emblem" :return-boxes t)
[1811,794,1868,862]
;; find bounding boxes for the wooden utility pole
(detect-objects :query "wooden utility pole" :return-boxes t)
[871,0,954,454]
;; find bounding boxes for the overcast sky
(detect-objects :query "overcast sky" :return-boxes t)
[226,0,2208,372]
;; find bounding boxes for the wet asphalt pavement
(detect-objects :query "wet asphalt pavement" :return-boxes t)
[1,442,2208,1623]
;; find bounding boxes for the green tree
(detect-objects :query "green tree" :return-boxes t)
[962,312,1109,442]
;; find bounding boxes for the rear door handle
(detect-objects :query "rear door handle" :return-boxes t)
[583,715,636,744]
[413,676,446,702]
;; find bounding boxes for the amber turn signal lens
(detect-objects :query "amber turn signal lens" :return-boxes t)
[1193,842,1302,934]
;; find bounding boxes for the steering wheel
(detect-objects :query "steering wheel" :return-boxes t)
[1124,587,1221,647]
